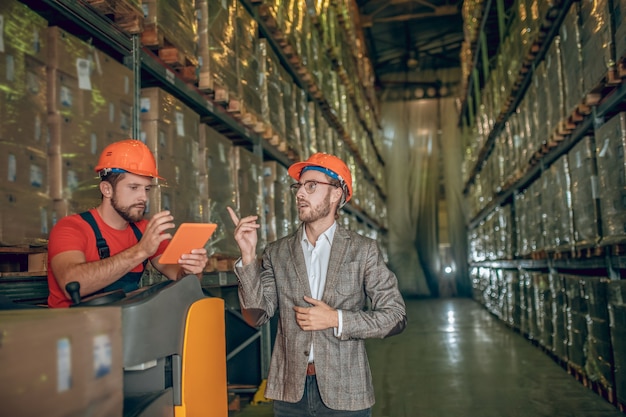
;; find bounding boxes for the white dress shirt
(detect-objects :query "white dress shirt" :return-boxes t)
[301,222,343,363]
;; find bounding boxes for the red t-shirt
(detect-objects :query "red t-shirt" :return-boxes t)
[47,209,169,308]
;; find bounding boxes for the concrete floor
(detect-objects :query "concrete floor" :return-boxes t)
[233,297,624,417]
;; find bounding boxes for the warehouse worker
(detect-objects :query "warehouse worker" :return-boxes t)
[227,152,407,416]
[47,139,208,308]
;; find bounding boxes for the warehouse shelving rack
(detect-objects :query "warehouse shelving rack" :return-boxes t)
[458,0,626,273]
[3,0,390,399]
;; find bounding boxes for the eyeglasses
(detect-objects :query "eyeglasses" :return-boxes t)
[290,180,338,196]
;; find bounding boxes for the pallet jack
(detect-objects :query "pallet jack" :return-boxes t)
[1,275,228,417]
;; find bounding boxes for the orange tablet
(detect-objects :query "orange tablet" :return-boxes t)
[159,223,218,264]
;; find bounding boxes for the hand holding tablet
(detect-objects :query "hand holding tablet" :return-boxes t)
[159,223,218,264]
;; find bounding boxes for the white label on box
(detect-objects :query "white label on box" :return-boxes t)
[176,112,185,136]
[35,115,42,141]
[76,58,92,90]
[140,131,147,143]
[30,164,43,188]
[93,334,112,378]
[60,85,73,107]
[121,111,129,131]
[91,133,97,155]
[41,206,48,234]
[109,102,115,123]
[175,165,180,183]
[0,15,4,53]
[5,54,14,82]
[591,175,599,199]
[218,143,226,163]
[222,0,227,9]
[124,76,130,95]
[67,170,78,191]
[142,3,149,17]
[57,338,72,392]
[159,130,166,148]
[7,154,16,182]
[166,69,175,85]
[140,97,150,113]
[26,71,39,94]
[32,28,40,54]
[598,138,610,158]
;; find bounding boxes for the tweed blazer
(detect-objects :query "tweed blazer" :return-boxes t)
[235,223,407,411]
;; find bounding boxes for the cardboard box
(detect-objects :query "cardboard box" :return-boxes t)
[0,307,123,417]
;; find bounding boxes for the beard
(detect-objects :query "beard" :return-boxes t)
[111,194,145,223]
[298,191,332,223]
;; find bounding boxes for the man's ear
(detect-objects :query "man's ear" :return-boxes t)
[99,181,112,197]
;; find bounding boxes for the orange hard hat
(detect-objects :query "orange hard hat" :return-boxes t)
[94,139,164,180]
[288,152,352,203]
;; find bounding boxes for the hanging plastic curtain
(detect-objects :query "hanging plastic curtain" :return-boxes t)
[381,93,468,297]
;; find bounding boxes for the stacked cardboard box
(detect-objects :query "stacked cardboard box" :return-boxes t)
[568,136,601,246]
[0,307,123,417]
[580,0,615,94]
[583,277,613,391]
[141,0,197,70]
[0,0,51,245]
[559,2,585,116]
[204,127,238,257]
[235,5,263,128]
[139,87,201,224]
[196,0,238,103]
[232,147,266,256]
[550,272,569,360]
[259,39,286,147]
[595,113,626,244]
[263,161,294,243]
[608,280,626,404]
[47,26,134,218]
[563,274,587,372]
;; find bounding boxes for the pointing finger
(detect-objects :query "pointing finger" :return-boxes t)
[226,206,240,225]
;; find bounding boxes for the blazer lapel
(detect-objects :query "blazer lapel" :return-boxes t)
[322,226,350,302]
[289,224,311,296]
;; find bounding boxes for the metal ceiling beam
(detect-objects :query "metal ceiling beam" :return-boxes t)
[361,5,458,27]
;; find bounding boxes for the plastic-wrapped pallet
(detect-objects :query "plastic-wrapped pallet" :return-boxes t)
[139,87,201,225]
[203,125,238,257]
[0,0,51,245]
[567,136,601,246]
[47,26,134,218]
[259,39,286,149]
[607,280,626,405]
[549,272,568,361]
[562,274,587,372]
[579,0,615,95]
[595,112,626,244]
[559,2,585,116]
[542,157,574,252]
[196,0,237,103]
[234,4,263,128]
[582,277,613,392]
[232,146,266,257]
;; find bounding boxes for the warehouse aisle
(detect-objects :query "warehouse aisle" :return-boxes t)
[234,298,623,417]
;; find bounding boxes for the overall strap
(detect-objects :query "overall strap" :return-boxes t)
[79,211,110,259]
[129,223,148,269]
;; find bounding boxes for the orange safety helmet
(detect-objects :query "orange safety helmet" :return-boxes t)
[94,139,164,180]
[288,152,352,204]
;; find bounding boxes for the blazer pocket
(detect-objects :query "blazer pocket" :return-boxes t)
[335,262,363,296]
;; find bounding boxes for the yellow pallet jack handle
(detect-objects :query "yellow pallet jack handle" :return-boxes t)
[175,297,227,417]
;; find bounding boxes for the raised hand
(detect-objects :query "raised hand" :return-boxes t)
[139,210,175,258]
[227,206,260,266]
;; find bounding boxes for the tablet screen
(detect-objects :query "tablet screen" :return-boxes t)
[159,223,218,264]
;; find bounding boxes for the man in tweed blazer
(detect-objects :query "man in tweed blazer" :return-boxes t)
[228,153,407,416]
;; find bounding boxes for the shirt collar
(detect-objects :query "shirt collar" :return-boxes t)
[301,222,337,246]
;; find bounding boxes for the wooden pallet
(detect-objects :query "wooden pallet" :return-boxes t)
[84,0,144,34]
[204,254,237,273]
[142,24,199,83]
[574,244,604,259]
[0,246,47,276]
[583,67,622,107]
